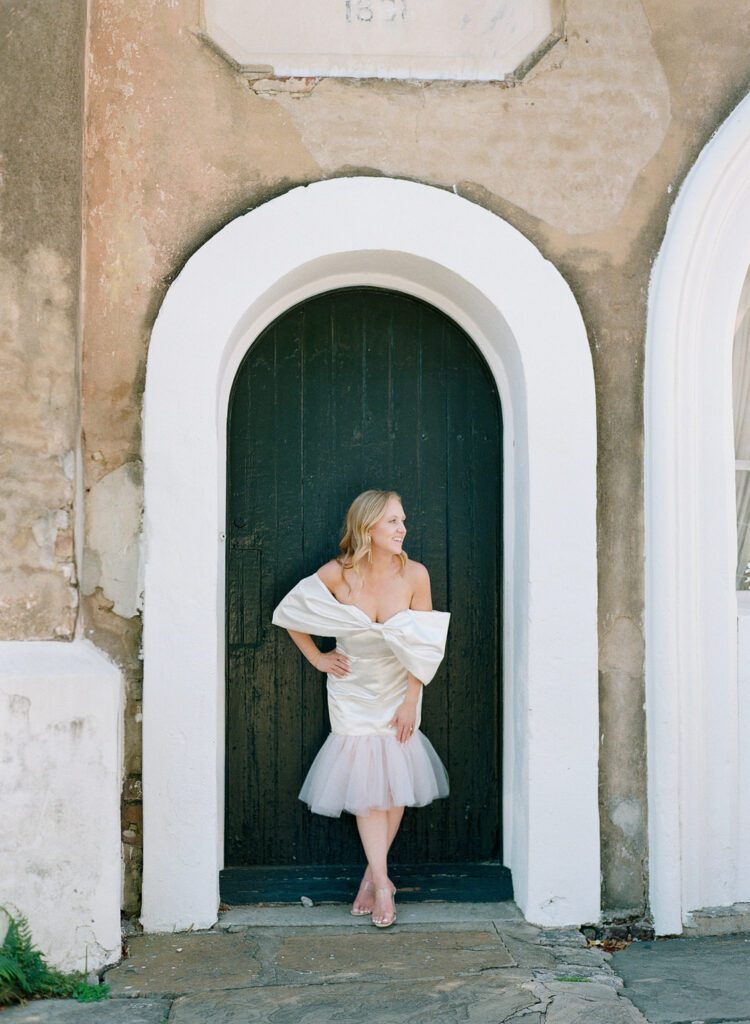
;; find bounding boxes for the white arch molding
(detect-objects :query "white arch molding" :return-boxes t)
[141,178,600,930]
[646,94,750,935]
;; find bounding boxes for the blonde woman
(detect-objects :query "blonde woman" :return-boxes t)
[271,489,450,928]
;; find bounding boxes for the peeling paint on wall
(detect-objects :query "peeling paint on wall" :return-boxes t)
[0,0,84,641]
[611,797,645,840]
[0,251,79,611]
[82,461,144,619]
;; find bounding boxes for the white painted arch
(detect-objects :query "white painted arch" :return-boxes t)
[646,93,750,935]
[141,177,600,931]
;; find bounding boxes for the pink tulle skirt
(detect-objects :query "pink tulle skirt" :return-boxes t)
[298,730,449,817]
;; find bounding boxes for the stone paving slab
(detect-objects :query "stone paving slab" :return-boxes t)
[272,927,515,981]
[0,998,170,1023]
[217,900,523,928]
[106,931,260,997]
[168,973,540,1024]
[540,980,649,1023]
[611,934,750,1023]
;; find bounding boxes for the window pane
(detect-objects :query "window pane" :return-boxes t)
[733,269,750,460]
[737,470,750,590]
[735,267,750,589]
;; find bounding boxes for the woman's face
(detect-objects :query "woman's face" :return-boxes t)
[369,498,407,555]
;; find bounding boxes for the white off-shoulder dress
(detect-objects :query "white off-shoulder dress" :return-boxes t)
[271,572,451,818]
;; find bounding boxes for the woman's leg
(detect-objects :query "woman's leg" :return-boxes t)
[355,809,391,889]
[385,805,405,843]
[362,806,404,880]
[353,805,405,910]
[355,809,396,924]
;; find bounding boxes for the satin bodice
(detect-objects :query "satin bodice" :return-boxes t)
[271,573,450,736]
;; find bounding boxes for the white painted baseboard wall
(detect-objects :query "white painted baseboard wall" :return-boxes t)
[0,640,122,972]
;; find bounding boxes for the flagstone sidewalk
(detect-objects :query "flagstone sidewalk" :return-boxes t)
[611,932,750,1024]
[1,902,650,1023]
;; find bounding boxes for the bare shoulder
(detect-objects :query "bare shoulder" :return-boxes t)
[405,559,430,585]
[316,559,344,588]
[406,559,432,609]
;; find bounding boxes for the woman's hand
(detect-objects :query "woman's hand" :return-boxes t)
[389,698,418,744]
[315,650,351,677]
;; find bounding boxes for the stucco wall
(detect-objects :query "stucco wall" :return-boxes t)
[0,1,86,641]
[4,0,750,920]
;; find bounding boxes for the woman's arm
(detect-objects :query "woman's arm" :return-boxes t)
[286,629,350,677]
[286,628,323,668]
[391,675,424,743]
[404,672,423,698]
[405,561,433,694]
[391,563,433,741]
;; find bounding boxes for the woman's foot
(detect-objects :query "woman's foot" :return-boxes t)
[351,877,375,916]
[372,886,397,928]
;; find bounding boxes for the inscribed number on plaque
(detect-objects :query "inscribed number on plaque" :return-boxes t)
[203,0,557,82]
[345,0,407,22]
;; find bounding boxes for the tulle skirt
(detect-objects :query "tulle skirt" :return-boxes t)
[298,730,449,817]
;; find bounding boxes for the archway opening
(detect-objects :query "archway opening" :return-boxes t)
[222,285,508,901]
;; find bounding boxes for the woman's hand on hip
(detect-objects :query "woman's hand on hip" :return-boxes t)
[315,650,350,677]
[389,700,417,744]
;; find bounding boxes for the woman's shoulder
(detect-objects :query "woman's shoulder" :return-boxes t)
[316,558,344,588]
[405,559,432,609]
[405,558,430,583]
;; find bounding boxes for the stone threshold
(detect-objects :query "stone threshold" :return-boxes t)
[215,899,525,929]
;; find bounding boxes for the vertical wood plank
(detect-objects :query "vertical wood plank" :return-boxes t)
[416,310,450,863]
[272,311,306,863]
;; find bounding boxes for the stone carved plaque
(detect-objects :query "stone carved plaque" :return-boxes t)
[203,0,558,81]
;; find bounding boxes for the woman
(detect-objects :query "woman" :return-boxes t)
[271,489,450,928]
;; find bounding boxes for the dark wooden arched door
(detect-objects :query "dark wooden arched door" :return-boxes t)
[223,287,509,901]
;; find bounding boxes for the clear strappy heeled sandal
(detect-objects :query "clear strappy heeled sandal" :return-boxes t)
[351,878,375,916]
[372,887,397,928]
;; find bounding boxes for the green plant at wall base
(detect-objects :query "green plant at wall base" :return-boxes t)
[0,909,110,1006]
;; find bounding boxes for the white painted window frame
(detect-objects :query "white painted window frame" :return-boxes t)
[646,93,750,934]
[141,177,599,931]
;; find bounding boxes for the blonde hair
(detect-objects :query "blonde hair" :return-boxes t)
[336,489,408,594]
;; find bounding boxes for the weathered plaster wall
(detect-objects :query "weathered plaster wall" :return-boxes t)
[0,2,86,640]
[74,0,750,918]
